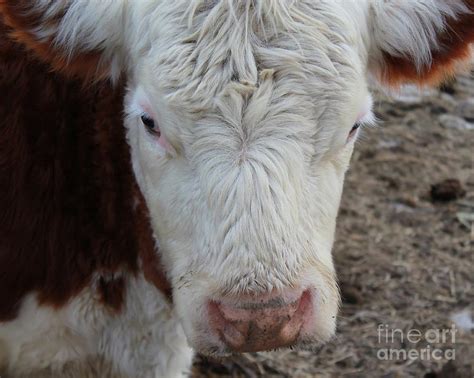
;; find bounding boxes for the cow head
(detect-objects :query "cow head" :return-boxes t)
[2,0,472,356]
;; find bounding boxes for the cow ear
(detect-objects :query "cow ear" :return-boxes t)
[369,0,474,88]
[0,1,128,82]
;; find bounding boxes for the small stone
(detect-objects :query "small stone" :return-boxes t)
[340,284,363,305]
[438,114,474,130]
[377,139,401,149]
[456,98,474,122]
[450,309,474,332]
[395,85,437,104]
[439,81,456,95]
[439,81,457,95]
[430,179,466,202]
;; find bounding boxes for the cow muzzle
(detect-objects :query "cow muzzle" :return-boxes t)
[207,290,312,352]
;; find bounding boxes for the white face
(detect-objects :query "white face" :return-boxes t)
[123,1,374,355]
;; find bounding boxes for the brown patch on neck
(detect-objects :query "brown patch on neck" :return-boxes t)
[0,1,110,81]
[134,188,173,301]
[0,18,171,320]
[380,0,474,87]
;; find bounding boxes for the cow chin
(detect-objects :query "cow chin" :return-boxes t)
[172,269,340,357]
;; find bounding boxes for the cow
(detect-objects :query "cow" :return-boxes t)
[0,0,473,377]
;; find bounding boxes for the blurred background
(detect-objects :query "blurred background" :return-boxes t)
[193,70,474,377]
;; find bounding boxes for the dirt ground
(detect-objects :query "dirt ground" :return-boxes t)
[193,71,474,377]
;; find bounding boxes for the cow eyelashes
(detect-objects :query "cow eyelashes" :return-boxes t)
[349,106,375,142]
[348,122,361,138]
[140,114,160,136]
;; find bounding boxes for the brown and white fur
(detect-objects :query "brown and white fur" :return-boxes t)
[0,1,473,377]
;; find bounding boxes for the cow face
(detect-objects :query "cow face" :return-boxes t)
[122,1,378,354]
[2,0,472,356]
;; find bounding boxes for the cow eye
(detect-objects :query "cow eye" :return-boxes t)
[140,114,160,136]
[348,122,361,139]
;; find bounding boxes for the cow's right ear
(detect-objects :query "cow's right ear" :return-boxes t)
[0,1,128,82]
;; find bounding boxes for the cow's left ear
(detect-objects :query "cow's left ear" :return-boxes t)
[368,0,474,88]
[0,1,129,82]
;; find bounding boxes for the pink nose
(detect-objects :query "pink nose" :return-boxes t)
[208,291,311,352]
